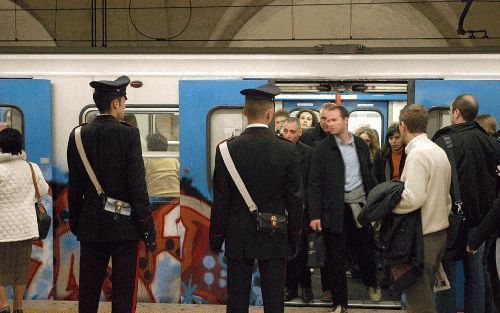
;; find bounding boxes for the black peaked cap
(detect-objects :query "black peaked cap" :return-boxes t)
[240,83,281,100]
[90,75,130,97]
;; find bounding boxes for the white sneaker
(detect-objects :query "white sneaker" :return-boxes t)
[331,305,348,313]
[368,285,382,302]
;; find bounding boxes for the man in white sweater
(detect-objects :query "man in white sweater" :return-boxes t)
[393,104,452,313]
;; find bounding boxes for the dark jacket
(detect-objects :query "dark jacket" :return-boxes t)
[299,124,328,148]
[468,193,500,250]
[209,127,303,260]
[308,134,376,233]
[433,122,500,228]
[67,115,152,242]
[358,181,424,293]
[372,148,407,184]
[297,141,313,226]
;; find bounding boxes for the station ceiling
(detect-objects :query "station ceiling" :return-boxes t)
[0,0,499,52]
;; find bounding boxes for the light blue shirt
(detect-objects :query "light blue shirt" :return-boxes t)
[335,133,363,192]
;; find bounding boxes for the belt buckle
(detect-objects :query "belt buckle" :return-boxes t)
[115,201,123,213]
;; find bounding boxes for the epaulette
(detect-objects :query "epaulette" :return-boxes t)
[217,134,237,146]
[121,120,133,127]
[71,123,87,132]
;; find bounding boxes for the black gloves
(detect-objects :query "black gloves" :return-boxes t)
[209,232,224,254]
[288,233,301,260]
[140,217,157,252]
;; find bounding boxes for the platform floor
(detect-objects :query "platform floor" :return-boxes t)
[9,300,405,313]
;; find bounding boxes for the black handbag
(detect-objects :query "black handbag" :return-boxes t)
[438,135,467,261]
[256,212,287,234]
[28,162,51,240]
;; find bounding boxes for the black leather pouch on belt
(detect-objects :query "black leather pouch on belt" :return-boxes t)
[256,212,287,235]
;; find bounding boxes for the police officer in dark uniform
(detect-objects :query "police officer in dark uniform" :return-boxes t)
[67,76,156,313]
[209,83,303,313]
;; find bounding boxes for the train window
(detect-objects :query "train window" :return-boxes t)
[207,106,245,180]
[348,110,383,145]
[80,106,180,200]
[0,106,24,134]
[427,107,450,139]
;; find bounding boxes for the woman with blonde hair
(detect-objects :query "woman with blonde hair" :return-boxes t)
[354,126,380,160]
[0,128,49,313]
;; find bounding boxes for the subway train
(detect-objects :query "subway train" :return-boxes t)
[0,53,499,309]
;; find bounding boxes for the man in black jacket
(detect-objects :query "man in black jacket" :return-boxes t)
[209,83,303,313]
[67,76,156,313]
[433,94,500,313]
[299,102,333,302]
[282,117,314,303]
[308,104,380,313]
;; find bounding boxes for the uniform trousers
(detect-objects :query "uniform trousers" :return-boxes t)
[79,240,139,313]
[227,257,285,313]
[323,205,378,308]
[286,232,311,295]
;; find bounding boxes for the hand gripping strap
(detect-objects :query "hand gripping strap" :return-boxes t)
[75,126,104,196]
[219,141,258,213]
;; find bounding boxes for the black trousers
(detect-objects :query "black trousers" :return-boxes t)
[286,233,311,295]
[227,258,286,313]
[324,205,377,308]
[79,241,139,313]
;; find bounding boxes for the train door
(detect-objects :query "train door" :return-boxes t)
[414,79,500,312]
[178,80,266,305]
[0,79,52,299]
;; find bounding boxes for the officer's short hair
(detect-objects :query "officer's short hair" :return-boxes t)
[245,99,274,119]
[0,128,23,155]
[451,94,479,122]
[400,104,428,133]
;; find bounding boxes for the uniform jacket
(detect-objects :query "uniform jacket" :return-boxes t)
[299,124,328,148]
[308,134,376,233]
[67,115,152,242]
[433,122,500,228]
[209,126,303,260]
[372,148,407,184]
[0,152,49,242]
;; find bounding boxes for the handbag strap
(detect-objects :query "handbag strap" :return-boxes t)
[219,141,258,213]
[28,162,43,209]
[75,126,105,197]
[439,135,463,215]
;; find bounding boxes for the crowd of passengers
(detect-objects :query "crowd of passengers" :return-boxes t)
[273,98,499,313]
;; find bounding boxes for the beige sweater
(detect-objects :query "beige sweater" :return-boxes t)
[393,134,452,235]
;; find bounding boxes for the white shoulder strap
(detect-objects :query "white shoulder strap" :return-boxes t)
[75,126,104,196]
[219,141,257,213]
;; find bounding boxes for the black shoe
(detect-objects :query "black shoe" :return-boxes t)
[12,310,22,313]
[285,291,298,301]
[0,306,10,313]
[302,288,314,303]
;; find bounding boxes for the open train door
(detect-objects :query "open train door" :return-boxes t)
[414,79,500,312]
[0,79,53,299]
[178,80,266,304]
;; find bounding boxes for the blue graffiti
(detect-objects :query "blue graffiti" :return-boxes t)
[181,275,207,304]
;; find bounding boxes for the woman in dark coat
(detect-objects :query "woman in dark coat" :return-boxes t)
[373,123,406,184]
